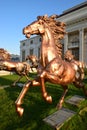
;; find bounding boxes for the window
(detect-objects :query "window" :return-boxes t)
[30,49,33,55]
[23,42,25,46]
[38,47,40,58]
[72,49,79,60]
[84,32,87,43]
[22,50,25,61]
[30,40,33,44]
[39,38,42,42]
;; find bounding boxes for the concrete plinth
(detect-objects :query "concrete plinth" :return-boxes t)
[65,95,85,106]
[43,108,76,130]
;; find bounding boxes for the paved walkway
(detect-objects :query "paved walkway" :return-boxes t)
[0,85,10,89]
[0,70,12,76]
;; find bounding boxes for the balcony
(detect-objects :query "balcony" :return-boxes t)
[68,42,79,48]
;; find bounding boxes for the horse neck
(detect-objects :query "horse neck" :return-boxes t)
[40,28,58,67]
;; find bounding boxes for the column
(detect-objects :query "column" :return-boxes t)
[64,33,68,53]
[79,28,84,62]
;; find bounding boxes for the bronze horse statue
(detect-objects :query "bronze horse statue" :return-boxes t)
[0,54,40,86]
[15,14,87,116]
[0,60,30,86]
[0,48,11,61]
[0,48,31,86]
[64,50,85,80]
[26,55,39,71]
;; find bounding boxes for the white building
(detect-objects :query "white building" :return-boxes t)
[11,54,20,62]
[20,36,41,61]
[57,1,87,63]
[20,1,87,63]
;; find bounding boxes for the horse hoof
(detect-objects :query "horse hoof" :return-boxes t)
[11,84,16,87]
[56,103,62,110]
[46,96,52,103]
[16,107,24,116]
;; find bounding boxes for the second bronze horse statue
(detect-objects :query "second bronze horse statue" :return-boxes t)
[0,48,39,86]
[15,14,87,116]
[0,60,30,86]
[26,55,39,71]
[0,54,39,86]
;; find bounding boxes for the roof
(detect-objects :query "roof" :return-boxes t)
[59,1,87,17]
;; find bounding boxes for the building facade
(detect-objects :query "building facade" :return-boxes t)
[20,1,87,63]
[11,54,20,62]
[20,36,41,61]
[57,1,87,63]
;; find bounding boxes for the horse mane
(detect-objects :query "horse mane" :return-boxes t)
[0,48,11,61]
[37,14,66,57]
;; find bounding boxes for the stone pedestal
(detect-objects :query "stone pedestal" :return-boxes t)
[43,108,76,130]
[65,95,85,106]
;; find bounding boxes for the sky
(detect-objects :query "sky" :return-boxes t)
[0,0,86,55]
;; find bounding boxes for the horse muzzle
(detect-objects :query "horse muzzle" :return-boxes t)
[23,26,32,38]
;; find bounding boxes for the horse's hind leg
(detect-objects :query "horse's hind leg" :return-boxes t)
[25,74,30,80]
[12,75,23,86]
[57,85,68,109]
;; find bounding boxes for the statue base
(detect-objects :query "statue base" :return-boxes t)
[43,107,76,130]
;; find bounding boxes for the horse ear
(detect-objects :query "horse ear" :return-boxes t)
[37,16,42,20]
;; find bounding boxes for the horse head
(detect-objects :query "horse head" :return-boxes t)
[26,55,38,63]
[23,15,66,66]
[23,16,46,38]
[0,48,11,61]
[23,14,61,38]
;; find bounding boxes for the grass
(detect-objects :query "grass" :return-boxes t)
[0,73,87,130]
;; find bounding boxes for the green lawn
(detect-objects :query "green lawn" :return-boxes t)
[0,74,87,130]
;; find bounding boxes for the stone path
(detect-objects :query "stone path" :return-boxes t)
[0,82,24,89]
[43,95,85,130]
[0,70,12,76]
[0,85,10,89]
[16,83,24,87]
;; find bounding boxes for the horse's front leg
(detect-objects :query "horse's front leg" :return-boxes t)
[57,85,68,109]
[40,71,52,103]
[15,81,32,116]
[15,79,40,116]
